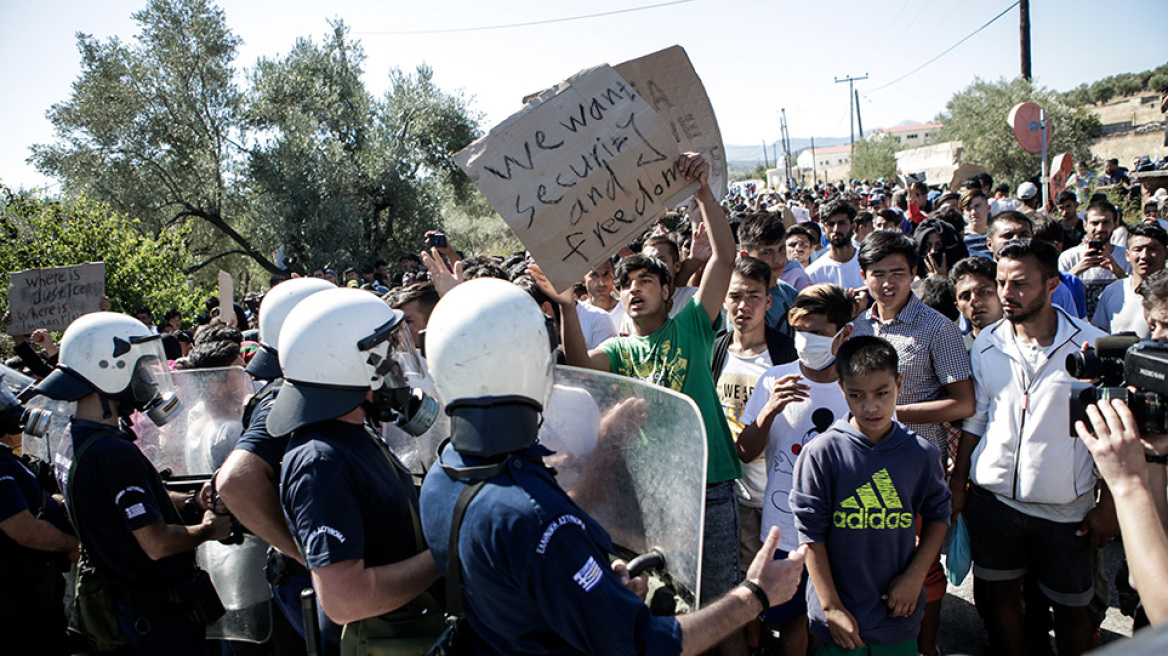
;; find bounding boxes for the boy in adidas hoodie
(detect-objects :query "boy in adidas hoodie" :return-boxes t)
[790,336,951,655]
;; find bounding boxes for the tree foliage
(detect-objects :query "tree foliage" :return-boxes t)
[936,77,1102,189]
[850,136,902,182]
[244,23,480,270]
[0,184,209,323]
[1060,63,1168,106]
[29,0,482,281]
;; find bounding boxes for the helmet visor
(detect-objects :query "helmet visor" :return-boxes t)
[128,338,178,405]
[359,316,422,388]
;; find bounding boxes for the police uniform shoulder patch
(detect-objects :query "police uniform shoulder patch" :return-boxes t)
[573,556,603,592]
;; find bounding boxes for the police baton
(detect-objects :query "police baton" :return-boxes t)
[301,587,321,656]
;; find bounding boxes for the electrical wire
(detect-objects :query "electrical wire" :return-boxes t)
[868,1,1019,93]
[357,0,695,36]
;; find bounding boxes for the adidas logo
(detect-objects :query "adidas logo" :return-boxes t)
[833,468,914,530]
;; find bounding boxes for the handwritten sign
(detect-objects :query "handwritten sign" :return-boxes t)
[614,46,727,203]
[7,263,105,335]
[456,65,699,290]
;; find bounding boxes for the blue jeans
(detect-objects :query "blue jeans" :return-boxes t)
[701,480,742,606]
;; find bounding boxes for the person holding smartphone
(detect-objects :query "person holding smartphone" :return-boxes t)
[1058,199,1132,318]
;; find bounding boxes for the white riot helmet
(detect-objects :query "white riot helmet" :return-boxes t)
[246,277,335,380]
[24,312,181,425]
[425,278,554,456]
[266,288,425,437]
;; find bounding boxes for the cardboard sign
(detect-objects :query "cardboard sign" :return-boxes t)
[613,46,727,203]
[218,271,235,327]
[456,64,699,290]
[6,262,105,335]
[1050,152,1074,204]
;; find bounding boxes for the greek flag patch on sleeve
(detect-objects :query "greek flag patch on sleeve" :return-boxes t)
[573,556,603,592]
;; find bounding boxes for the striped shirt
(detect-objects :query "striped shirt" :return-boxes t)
[850,294,973,452]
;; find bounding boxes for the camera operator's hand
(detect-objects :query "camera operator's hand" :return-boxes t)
[421,247,464,297]
[1075,398,1149,495]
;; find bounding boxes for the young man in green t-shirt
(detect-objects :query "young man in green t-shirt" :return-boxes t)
[532,153,743,623]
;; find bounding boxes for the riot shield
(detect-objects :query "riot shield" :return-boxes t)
[131,366,253,476]
[541,366,707,606]
[199,534,273,643]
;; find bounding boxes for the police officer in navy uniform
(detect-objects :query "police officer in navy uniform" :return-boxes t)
[420,278,809,655]
[0,384,78,655]
[266,288,441,655]
[24,312,232,655]
[215,277,335,647]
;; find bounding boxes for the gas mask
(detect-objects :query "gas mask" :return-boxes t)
[0,377,51,438]
[116,342,182,426]
[359,317,438,436]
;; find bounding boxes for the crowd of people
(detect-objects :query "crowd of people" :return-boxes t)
[3,150,1168,656]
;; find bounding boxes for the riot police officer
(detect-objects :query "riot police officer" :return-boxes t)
[0,382,78,655]
[266,288,441,655]
[215,277,335,646]
[420,278,808,655]
[24,312,232,655]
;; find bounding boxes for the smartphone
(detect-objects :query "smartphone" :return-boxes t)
[427,233,448,249]
[928,251,944,268]
[1087,239,1104,253]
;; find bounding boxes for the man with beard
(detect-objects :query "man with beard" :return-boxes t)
[951,239,1118,656]
[806,199,865,291]
[1058,199,1132,318]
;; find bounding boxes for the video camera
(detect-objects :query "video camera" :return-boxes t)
[0,376,51,438]
[1067,334,1168,435]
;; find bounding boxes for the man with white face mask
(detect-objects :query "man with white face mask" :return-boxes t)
[735,284,854,656]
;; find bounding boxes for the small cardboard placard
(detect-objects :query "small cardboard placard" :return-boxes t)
[218,271,235,327]
[613,46,727,203]
[1050,153,1074,204]
[456,64,699,290]
[7,263,105,334]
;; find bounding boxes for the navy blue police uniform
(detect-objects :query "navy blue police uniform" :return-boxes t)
[280,419,422,656]
[63,419,205,655]
[420,443,684,656]
[0,442,75,654]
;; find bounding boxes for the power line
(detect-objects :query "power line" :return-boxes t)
[357,0,695,35]
[868,1,1020,93]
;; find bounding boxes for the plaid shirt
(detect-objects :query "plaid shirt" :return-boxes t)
[851,294,973,451]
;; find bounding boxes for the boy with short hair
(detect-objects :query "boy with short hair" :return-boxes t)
[790,336,951,655]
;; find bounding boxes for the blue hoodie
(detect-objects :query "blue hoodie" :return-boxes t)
[790,419,950,646]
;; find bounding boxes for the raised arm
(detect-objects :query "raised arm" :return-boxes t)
[527,264,610,372]
[682,154,735,325]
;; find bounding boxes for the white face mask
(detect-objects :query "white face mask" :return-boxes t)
[795,328,843,371]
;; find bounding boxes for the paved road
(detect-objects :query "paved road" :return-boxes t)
[937,542,1134,655]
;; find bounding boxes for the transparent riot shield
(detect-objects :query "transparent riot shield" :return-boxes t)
[541,366,708,606]
[200,534,273,643]
[130,366,273,642]
[130,366,253,476]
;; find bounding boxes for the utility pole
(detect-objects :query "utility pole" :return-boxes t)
[835,74,869,153]
[811,136,818,185]
[762,140,769,169]
[1020,0,1032,81]
[780,108,794,187]
[855,89,864,139]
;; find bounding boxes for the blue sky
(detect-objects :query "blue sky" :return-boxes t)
[2,0,1165,190]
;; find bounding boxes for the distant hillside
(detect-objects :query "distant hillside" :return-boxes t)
[725,137,851,169]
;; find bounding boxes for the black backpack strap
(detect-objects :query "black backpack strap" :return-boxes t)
[710,330,732,379]
[444,480,487,618]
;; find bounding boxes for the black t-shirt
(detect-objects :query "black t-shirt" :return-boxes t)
[235,390,287,475]
[65,421,194,588]
[280,420,420,570]
[0,445,73,564]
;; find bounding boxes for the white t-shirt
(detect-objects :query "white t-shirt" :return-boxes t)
[716,350,773,508]
[804,250,864,290]
[1091,278,1149,337]
[576,298,625,350]
[741,362,851,551]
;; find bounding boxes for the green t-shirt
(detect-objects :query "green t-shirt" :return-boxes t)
[600,297,742,483]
